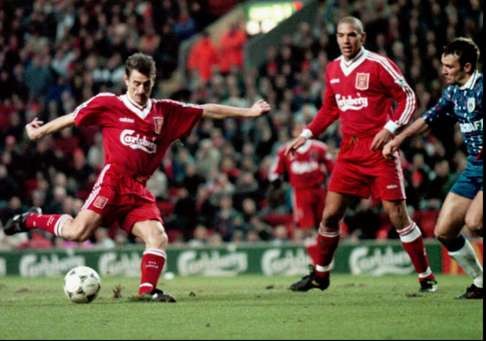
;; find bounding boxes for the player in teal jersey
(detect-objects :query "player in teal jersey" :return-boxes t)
[384,37,483,299]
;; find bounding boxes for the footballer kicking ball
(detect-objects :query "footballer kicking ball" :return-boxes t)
[64,266,101,303]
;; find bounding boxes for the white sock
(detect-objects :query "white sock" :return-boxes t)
[315,260,333,273]
[448,239,483,288]
[54,214,72,237]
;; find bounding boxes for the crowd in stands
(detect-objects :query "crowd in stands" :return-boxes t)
[0,0,482,249]
[187,21,247,83]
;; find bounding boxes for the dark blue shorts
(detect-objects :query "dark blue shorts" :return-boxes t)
[450,157,483,199]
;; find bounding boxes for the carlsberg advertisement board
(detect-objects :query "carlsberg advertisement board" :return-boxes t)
[0,240,444,277]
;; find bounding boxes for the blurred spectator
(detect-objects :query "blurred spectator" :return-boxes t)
[213,195,242,241]
[173,3,197,40]
[343,199,383,240]
[93,228,116,249]
[182,163,205,196]
[24,54,54,98]
[0,164,19,202]
[195,138,221,178]
[17,231,53,249]
[170,187,198,240]
[86,132,104,170]
[272,224,289,245]
[0,197,23,228]
[218,21,247,74]
[188,223,210,246]
[146,168,168,200]
[426,159,456,203]
[187,31,220,83]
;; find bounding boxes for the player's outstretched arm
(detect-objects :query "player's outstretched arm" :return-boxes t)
[382,117,430,159]
[25,113,75,141]
[201,99,271,119]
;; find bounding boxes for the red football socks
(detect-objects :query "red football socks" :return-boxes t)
[398,222,433,278]
[314,230,340,279]
[25,213,72,237]
[138,248,167,295]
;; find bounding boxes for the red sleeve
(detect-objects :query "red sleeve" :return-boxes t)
[73,93,115,127]
[268,147,286,181]
[307,68,340,137]
[159,100,203,140]
[378,57,417,128]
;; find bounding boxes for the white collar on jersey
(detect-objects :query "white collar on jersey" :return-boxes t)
[120,93,153,119]
[339,47,367,76]
[460,71,480,90]
[296,139,312,154]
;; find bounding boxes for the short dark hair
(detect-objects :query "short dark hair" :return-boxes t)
[337,16,364,34]
[125,53,156,78]
[443,37,480,70]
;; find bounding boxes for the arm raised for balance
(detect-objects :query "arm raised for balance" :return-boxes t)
[25,113,75,141]
[201,99,271,119]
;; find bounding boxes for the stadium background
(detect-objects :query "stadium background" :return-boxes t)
[0,0,482,275]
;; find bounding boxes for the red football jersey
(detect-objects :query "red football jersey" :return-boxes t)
[269,140,334,190]
[73,93,203,180]
[308,48,416,138]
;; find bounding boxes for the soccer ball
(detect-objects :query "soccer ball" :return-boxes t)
[63,266,101,303]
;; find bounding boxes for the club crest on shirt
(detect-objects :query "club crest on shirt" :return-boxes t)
[93,196,108,209]
[467,97,475,112]
[355,73,370,90]
[153,116,164,134]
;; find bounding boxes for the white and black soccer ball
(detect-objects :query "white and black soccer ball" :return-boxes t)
[64,266,101,303]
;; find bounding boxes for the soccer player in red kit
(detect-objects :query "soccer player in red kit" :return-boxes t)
[3,53,271,302]
[285,16,438,293]
[269,119,334,262]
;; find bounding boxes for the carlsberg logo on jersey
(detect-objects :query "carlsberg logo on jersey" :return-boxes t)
[120,129,157,154]
[290,161,319,174]
[335,94,368,111]
[349,246,414,276]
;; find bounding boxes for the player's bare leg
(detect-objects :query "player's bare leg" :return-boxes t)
[57,210,102,241]
[435,192,483,299]
[131,220,176,302]
[383,199,437,292]
[290,192,351,292]
[465,191,483,237]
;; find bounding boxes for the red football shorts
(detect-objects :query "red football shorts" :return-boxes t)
[292,186,326,229]
[82,164,162,233]
[328,135,406,201]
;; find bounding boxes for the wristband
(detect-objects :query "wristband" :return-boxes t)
[299,128,313,139]
[384,120,399,134]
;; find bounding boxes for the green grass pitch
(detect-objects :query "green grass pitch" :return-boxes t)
[0,274,482,340]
